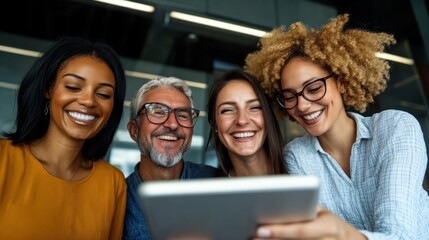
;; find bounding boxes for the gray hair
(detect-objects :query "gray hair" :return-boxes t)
[129,76,195,120]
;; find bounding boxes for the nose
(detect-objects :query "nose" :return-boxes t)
[78,90,97,107]
[295,95,311,112]
[163,111,179,129]
[236,109,249,126]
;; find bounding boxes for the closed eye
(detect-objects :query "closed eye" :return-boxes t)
[65,85,81,91]
[97,92,112,99]
[307,85,323,94]
[220,108,236,115]
[249,105,262,112]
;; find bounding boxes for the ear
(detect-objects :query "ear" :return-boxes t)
[127,120,138,142]
[336,78,346,93]
[44,89,52,99]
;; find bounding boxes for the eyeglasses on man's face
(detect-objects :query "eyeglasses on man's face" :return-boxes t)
[136,102,200,128]
[276,74,334,110]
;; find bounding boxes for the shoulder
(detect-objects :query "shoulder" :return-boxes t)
[125,165,141,188]
[285,135,314,153]
[0,140,27,175]
[376,109,414,119]
[183,161,219,178]
[95,159,124,173]
[93,160,126,182]
[0,139,27,163]
[0,139,18,150]
[351,110,420,135]
[356,109,417,126]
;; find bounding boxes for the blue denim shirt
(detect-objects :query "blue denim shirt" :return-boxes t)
[123,161,219,240]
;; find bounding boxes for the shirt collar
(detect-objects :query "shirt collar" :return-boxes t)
[311,111,372,152]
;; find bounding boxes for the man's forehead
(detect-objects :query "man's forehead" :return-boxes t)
[143,86,192,107]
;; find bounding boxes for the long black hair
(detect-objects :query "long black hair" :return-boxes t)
[2,36,126,160]
[206,69,287,175]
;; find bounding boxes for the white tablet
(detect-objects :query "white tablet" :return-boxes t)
[138,175,320,240]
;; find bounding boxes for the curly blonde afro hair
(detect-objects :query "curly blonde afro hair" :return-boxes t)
[244,14,396,113]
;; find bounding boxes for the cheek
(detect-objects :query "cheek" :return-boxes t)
[215,121,229,144]
[184,129,192,141]
[319,91,340,107]
[215,117,231,134]
[255,113,265,127]
[102,100,115,116]
[139,121,154,139]
[215,117,225,133]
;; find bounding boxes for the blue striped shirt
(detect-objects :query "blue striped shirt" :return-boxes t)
[285,110,429,239]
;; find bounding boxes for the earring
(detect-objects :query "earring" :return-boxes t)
[44,100,50,116]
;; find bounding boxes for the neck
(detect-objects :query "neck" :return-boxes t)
[318,112,356,176]
[30,136,84,167]
[318,112,356,152]
[29,138,85,181]
[139,157,184,181]
[229,151,269,177]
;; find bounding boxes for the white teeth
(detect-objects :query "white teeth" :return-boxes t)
[69,112,96,121]
[158,135,178,141]
[303,111,322,120]
[232,132,255,138]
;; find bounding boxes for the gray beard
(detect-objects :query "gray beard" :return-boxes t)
[137,139,187,168]
[148,148,183,167]
[136,126,189,167]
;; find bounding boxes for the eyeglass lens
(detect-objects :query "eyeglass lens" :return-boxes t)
[277,75,330,109]
[143,103,198,127]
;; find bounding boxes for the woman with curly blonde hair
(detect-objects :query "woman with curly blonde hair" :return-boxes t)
[245,14,429,239]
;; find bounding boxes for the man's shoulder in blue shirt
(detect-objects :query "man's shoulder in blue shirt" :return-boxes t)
[122,161,219,240]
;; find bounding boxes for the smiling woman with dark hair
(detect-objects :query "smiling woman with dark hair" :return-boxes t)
[206,69,287,177]
[0,36,127,239]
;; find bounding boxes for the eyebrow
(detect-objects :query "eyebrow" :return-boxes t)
[284,76,323,91]
[62,73,115,89]
[217,98,260,107]
[302,78,319,86]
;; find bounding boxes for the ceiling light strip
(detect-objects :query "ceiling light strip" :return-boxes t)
[375,52,414,65]
[125,70,207,89]
[94,0,155,12]
[0,45,41,57]
[125,70,160,80]
[170,11,266,37]
[0,81,19,90]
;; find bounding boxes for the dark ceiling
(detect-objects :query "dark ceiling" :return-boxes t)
[0,0,427,72]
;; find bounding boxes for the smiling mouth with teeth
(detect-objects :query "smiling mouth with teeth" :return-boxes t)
[232,132,255,139]
[303,110,322,120]
[158,135,178,141]
[69,111,96,121]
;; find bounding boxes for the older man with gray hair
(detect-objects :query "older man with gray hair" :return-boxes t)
[123,77,218,239]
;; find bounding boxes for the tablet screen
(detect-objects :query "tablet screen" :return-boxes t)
[139,175,319,240]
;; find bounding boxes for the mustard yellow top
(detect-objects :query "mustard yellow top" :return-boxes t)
[0,139,127,240]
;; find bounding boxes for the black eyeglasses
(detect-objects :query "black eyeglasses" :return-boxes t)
[136,102,200,128]
[275,74,334,109]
